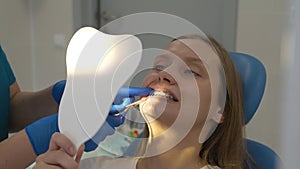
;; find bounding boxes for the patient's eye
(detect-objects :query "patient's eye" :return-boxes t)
[184,69,201,77]
[153,65,166,71]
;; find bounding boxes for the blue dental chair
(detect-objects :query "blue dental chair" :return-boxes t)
[229,52,281,169]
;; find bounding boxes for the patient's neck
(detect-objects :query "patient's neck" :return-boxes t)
[137,131,205,169]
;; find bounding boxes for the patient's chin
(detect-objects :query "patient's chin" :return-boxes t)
[140,96,167,122]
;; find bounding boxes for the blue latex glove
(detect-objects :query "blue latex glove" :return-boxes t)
[26,80,152,155]
[84,85,153,152]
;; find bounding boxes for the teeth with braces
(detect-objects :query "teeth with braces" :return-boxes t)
[150,90,175,101]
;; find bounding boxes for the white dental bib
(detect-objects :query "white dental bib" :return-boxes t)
[58,27,142,149]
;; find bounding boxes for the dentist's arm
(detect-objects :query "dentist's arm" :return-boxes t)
[0,80,75,169]
[0,129,37,169]
[9,82,58,132]
[0,81,60,169]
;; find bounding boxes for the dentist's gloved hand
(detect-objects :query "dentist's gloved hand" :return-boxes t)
[84,85,153,152]
[25,80,152,155]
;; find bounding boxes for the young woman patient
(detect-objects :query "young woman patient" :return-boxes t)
[34,35,252,169]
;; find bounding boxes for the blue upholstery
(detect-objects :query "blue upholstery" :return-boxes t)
[229,52,281,169]
[246,139,281,169]
[229,52,266,125]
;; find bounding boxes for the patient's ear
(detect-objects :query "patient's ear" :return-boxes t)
[213,111,225,123]
[219,110,226,123]
[219,115,224,123]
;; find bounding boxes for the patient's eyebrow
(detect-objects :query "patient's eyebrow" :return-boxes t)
[185,57,204,65]
[155,54,171,60]
[155,54,205,67]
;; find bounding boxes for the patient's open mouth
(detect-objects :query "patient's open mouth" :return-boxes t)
[150,90,178,102]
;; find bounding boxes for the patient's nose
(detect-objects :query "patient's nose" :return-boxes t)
[158,70,176,85]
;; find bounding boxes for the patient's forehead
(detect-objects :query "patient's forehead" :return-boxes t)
[162,38,216,62]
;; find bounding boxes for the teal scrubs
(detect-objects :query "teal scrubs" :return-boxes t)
[0,45,16,141]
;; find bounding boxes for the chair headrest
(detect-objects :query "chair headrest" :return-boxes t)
[229,52,266,124]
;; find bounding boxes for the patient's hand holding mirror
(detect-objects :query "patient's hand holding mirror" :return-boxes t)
[58,27,142,150]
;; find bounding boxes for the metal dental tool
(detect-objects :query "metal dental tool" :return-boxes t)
[115,98,147,116]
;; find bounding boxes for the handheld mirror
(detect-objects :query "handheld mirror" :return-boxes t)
[58,27,142,149]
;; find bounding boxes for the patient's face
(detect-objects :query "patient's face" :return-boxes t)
[141,39,213,134]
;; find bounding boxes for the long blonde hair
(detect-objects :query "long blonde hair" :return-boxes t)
[176,35,250,169]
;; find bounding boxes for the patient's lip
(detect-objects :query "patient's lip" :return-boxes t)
[150,88,178,102]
